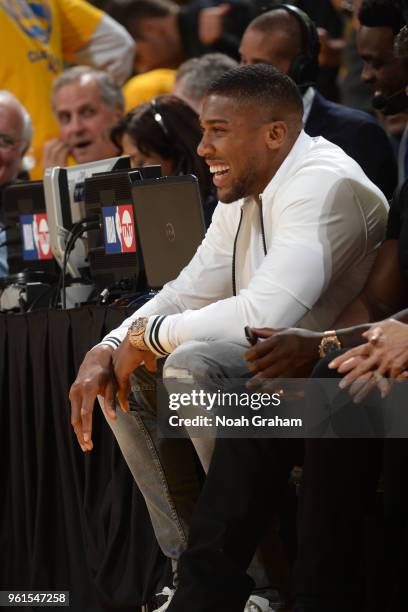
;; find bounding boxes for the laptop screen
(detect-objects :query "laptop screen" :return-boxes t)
[131,175,205,289]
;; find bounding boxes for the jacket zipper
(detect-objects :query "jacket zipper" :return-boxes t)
[232,197,267,296]
[259,195,267,256]
[232,209,243,296]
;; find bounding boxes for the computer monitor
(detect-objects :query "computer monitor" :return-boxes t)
[130,175,205,289]
[3,180,59,277]
[84,165,161,290]
[43,156,130,278]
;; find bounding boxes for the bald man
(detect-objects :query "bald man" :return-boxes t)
[239,5,397,199]
[0,91,32,276]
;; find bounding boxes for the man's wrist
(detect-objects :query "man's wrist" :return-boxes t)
[337,323,371,349]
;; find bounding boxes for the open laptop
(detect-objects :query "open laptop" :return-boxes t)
[130,175,206,289]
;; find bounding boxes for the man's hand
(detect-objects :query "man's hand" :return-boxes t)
[244,327,323,388]
[42,138,70,169]
[329,319,408,401]
[112,336,157,413]
[198,4,230,46]
[69,345,117,452]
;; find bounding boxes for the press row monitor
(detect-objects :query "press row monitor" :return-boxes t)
[43,156,131,278]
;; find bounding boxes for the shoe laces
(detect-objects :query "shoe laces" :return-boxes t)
[154,587,175,611]
[245,595,274,612]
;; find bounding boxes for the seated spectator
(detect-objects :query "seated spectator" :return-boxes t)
[42,66,124,169]
[173,53,237,113]
[164,8,408,610]
[69,64,388,612]
[111,95,216,226]
[123,68,176,110]
[239,3,398,198]
[107,0,255,73]
[0,91,32,276]
[1,0,134,178]
[357,0,408,183]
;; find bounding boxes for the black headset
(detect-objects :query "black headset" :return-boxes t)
[263,3,320,87]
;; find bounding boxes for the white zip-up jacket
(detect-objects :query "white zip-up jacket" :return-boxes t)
[100,131,388,355]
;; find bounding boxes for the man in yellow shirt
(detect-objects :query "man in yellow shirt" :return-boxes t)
[0,0,134,177]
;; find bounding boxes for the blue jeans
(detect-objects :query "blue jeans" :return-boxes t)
[100,341,269,586]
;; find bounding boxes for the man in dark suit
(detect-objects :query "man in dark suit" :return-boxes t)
[239,3,398,199]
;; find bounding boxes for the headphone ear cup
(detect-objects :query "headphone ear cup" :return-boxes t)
[288,52,308,85]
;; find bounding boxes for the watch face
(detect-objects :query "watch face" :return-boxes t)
[319,335,341,358]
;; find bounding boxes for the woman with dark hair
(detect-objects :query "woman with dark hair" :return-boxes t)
[111,95,216,226]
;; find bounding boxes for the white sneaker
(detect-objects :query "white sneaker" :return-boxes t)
[154,587,175,611]
[244,594,275,612]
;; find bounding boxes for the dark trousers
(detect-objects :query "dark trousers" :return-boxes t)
[167,357,408,612]
[167,436,297,612]
[294,356,408,612]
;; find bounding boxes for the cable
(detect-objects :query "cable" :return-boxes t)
[52,217,99,309]
[61,222,99,309]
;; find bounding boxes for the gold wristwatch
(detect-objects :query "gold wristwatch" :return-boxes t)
[128,317,149,351]
[318,330,342,358]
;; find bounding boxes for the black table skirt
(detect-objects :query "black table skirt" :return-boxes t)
[0,306,166,611]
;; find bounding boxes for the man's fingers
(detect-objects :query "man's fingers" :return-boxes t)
[70,387,88,451]
[80,396,94,450]
[104,378,118,420]
[72,423,87,452]
[117,378,131,413]
[247,350,287,376]
[245,335,278,361]
[144,353,158,372]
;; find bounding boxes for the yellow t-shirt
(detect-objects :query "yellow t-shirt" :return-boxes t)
[123,69,176,112]
[0,0,103,178]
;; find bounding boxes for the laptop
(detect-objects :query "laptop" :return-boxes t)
[130,175,206,289]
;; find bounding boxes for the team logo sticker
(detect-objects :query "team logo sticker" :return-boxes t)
[20,213,53,260]
[102,204,137,254]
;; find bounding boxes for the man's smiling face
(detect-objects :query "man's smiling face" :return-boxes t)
[54,77,122,163]
[197,94,276,203]
[357,25,407,100]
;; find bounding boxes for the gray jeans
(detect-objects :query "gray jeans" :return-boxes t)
[100,341,268,585]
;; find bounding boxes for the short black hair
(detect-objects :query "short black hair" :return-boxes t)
[206,64,303,120]
[107,0,176,30]
[359,0,405,35]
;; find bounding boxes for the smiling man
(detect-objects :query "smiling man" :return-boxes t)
[69,65,388,612]
[42,66,124,168]
[357,0,408,181]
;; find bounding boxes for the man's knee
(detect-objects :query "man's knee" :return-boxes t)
[163,340,248,385]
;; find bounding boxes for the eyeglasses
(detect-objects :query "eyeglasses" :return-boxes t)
[150,98,169,136]
[0,133,20,151]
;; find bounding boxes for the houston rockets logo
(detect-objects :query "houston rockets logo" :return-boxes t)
[103,205,137,254]
[1,0,52,44]
[20,213,53,261]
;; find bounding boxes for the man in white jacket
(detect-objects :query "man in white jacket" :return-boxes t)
[70,64,388,610]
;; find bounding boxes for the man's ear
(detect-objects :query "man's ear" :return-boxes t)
[264,121,287,150]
